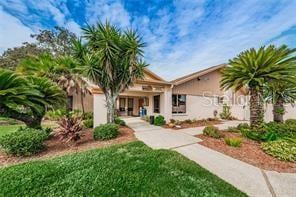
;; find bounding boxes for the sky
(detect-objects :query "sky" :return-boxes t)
[0,0,296,80]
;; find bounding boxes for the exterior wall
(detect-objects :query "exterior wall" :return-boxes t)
[173,70,224,96]
[172,95,223,121]
[72,91,93,112]
[93,94,107,127]
[264,104,296,122]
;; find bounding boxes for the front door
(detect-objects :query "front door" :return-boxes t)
[138,98,144,111]
[127,98,133,116]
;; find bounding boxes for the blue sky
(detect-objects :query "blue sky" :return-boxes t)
[0,0,296,80]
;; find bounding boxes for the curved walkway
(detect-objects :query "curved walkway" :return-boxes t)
[124,117,296,197]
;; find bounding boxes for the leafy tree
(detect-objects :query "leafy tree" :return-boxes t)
[221,45,296,127]
[264,82,296,123]
[0,26,76,70]
[31,26,76,56]
[0,69,65,128]
[73,22,147,123]
[0,42,46,70]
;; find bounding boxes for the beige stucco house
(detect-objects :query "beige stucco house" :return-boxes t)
[70,64,296,126]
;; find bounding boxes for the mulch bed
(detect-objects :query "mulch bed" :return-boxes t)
[0,126,136,167]
[163,119,222,130]
[197,132,296,173]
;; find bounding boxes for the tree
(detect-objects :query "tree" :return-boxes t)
[73,22,147,123]
[0,26,76,70]
[0,42,46,70]
[264,82,296,123]
[221,45,296,127]
[0,69,65,128]
[17,53,88,113]
[31,26,77,56]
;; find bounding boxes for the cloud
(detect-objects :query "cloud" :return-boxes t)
[85,0,131,28]
[1,0,296,81]
[0,6,34,53]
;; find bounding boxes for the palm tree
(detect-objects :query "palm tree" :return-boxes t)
[73,22,147,123]
[0,69,65,128]
[17,53,87,113]
[221,45,296,127]
[264,82,296,123]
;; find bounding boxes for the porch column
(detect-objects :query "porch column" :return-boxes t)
[162,86,172,122]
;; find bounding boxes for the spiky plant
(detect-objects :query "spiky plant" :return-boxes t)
[73,21,147,123]
[55,113,83,143]
[0,69,65,128]
[221,45,296,127]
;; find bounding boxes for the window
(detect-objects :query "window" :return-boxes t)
[153,95,160,113]
[217,96,224,104]
[172,94,186,114]
[119,98,126,112]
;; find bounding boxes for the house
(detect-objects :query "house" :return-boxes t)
[70,64,296,126]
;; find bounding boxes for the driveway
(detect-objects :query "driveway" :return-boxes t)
[124,117,296,197]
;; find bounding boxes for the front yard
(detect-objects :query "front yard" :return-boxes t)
[0,141,246,196]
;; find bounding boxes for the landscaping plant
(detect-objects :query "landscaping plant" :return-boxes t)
[154,115,166,126]
[224,137,242,147]
[203,126,223,138]
[73,22,147,123]
[262,138,296,162]
[94,123,119,140]
[0,128,48,156]
[83,118,93,128]
[55,114,83,143]
[221,45,296,128]
[285,119,296,125]
[0,69,65,128]
[115,117,126,126]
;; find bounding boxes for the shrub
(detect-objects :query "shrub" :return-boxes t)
[203,126,223,138]
[237,123,250,130]
[94,123,119,140]
[285,119,296,125]
[262,138,296,162]
[55,114,83,143]
[83,119,93,128]
[45,109,67,121]
[114,117,126,126]
[241,126,279,142]
[224,137,242,147]
[228,126,239,133]
[183,119,192,124]
[264,122,296,139]
[219,104,232,120]
[170,119,176,123]
[154,115,166,126]
[0,128,48,156]
[83,112,93,120]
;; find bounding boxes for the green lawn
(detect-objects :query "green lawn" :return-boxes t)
[0,142,245,196]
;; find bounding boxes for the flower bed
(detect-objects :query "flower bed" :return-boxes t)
[0,126,135,167]
[197,131,296,173]
[163,118,222,130]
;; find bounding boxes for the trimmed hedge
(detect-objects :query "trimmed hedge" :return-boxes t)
[0,128,48,156]
[94,123,119,140]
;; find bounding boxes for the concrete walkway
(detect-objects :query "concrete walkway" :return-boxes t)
[124,117,296,197]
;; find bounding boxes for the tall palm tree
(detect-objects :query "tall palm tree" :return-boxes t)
[264,82,296,123]
[221,45,296,127]
[0,69,65,128]
[73,22,147,123]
